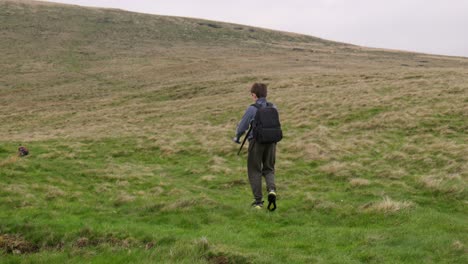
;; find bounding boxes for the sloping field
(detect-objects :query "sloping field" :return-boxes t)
[0,0,467,263]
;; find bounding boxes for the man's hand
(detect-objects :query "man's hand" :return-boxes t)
[232,137,241,144]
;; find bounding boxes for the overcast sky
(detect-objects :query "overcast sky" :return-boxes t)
[43,0,468,57]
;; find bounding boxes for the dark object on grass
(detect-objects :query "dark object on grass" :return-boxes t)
[198,22,222,29]
[0,234,39,254]
[18,146,29,157]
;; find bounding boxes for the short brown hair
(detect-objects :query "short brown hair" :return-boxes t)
[250,83,267,98]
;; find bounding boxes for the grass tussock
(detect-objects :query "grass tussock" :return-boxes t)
[73,235,140,249]
[319,161,362,178]
[377,167,408,179]
[419,174,466,195]
[113,192,136,206]
[452,240,466,252]
[0,234,39,254]
[349,178,371,187]
[303,193,337,210]
[45,186,66,200]
[0,155,19,167]
[363,196,414,213]
[201,175,217,182]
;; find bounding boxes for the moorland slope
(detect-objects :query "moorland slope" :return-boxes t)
[1,0,467,263]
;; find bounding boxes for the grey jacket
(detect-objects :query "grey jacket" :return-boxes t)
[235,97,270,141]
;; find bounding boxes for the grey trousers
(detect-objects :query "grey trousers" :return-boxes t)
[248,140,276,203]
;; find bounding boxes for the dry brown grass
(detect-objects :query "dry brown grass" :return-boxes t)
[303,193,336,210]
[377,167,408,180]
[2,1,468,157]
[420,174,465,195]
[349,178,371,187]
[149,186,165,195]
[318,161,362,178]
[452,240,466,252]
[363,196,414,213]
[201,175,216,182]
[45,186,66,200]
[0,156,19,167]
[0,234,38,254]
[113,192,136,206]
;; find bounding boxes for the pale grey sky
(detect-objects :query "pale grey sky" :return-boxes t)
[43,0,468,57]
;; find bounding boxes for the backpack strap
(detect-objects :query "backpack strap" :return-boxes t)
[251,102,271,108]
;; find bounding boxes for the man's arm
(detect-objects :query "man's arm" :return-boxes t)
[234,105,256,142]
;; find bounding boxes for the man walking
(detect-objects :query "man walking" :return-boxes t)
[233,83,282,210]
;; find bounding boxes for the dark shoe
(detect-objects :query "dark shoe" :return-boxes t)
[267,191,277,211]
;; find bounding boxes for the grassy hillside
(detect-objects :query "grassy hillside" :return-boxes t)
[1,0,467,263]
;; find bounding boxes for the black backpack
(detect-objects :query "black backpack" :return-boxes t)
[251,102,283,143]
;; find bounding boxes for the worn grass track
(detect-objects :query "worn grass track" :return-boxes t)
[1,0,467,263]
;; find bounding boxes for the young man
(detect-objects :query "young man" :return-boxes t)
[233,83,278,209]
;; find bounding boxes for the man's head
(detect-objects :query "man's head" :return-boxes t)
[250,83,267,99]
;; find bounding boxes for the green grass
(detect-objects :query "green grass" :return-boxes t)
[1,137,466,263]
[1,0,467,263]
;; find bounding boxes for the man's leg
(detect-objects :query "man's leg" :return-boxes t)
[248,141,264,203]
[262,143,276,192]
